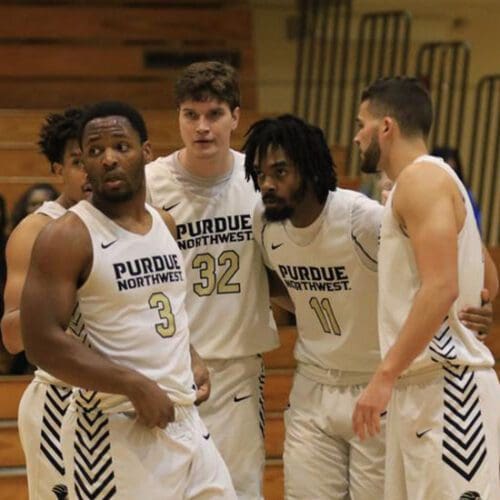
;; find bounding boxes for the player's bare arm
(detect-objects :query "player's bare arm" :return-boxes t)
[267,268,295,313]
[353,162,461,440]
[21,213,174,428]
[190,344,211,405]
[1,213,52,353]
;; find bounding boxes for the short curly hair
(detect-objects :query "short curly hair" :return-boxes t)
[174,61,240,110]
[38,108,83,172]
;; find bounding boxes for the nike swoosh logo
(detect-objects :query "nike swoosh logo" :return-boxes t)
[202,433,211,440]
[162,202,180,212]
[271,243,283,250]
[101,240,118,249]
[233,394,252,403]
[416,428,431,438]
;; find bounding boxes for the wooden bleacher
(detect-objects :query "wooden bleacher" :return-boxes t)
[0,2,256,110]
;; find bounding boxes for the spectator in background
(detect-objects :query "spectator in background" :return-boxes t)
[10,183,59,230]
[7,183,59,374]
[431,146,482,232]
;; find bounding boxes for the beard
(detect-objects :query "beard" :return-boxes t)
[359,135,381,174]
[262,180,307,222]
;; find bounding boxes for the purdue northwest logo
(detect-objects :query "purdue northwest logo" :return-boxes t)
[113,254,183,291]
[176,215,253,249]
[278,264,351,291]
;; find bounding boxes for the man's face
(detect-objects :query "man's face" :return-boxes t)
[55,138,92,203]
[254,146,307,221]
[178,99,239,161]
[354,100,382,174]
[81,116,148,202]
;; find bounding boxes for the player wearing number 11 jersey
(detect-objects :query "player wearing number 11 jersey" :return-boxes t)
[245,114,386,500]
[146,62,278,500]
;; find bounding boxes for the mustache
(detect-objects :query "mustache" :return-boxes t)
[262,193,284,204]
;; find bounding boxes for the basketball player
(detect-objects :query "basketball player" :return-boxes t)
[21,101,236,499]
[352,77,499,499]
[146,61,278,499]
[243,114,496,500]
[1,108,91,499]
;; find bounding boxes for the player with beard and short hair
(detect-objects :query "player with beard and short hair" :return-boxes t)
[243,113,496,500]
[352,77,499,499]
[21,101,236,500]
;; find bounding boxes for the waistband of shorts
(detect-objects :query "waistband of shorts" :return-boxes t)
[297,362,372,386]
[33,369,70,388]
[118,403,195,423]
[395,364,493,388]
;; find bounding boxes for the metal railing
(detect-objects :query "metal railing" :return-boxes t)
[293,0,352,146]
[415,41,470,152]
[346,10,411,174]
[468,75,500,245]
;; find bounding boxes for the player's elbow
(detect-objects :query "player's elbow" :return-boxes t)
[0,315,24,354]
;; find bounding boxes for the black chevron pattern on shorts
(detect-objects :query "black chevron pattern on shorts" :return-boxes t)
[441,365,487,481]
[73,405,116,499]
[258,357,266,438]
[40,384,72,476]
[429,319,458,363]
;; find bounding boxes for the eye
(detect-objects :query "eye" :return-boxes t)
[183,110,197,120]
[87,146,101,157]
[117,142,130,153]
[208,109,224,120]
[255,170,265,182]
[276,167,288,177]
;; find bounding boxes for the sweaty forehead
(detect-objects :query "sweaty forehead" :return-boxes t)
[83,116,133,140]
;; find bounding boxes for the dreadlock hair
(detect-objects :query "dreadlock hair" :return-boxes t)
[243,114,337,204]
[38,107,83,172]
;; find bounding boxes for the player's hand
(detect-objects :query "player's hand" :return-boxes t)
[191,347,211,405]
[126,374,175,429]
[352,371,394,441]
[458,288,493,342]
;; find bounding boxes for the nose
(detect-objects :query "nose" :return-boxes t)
[353,131,360,146]
[102,147,118,168]
[196,116,209,134]
[259,174,276,194]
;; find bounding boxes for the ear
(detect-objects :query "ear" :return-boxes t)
[142,141,154,164]
[52,162,63,176]
[381,116,395,137]
[231,106,240,131]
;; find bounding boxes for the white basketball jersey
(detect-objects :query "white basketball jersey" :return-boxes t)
[378,155,494,375]
[69,201,196,413]
[145,150,278,359]
[254,189,383,373]
[33,201,87,385]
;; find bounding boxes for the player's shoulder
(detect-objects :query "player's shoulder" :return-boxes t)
[145,152,175,180]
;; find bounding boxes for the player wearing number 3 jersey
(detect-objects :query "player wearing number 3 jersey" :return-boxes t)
[21,101,236,499]
[146,62,278,500]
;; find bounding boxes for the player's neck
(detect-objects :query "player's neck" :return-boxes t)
[93,190,150,232]
[289,191,324,228]
[56,193,78,210]
[385,139,428,181]
[178,148,233,178]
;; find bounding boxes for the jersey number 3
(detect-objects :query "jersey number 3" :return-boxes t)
[149,292,176,338]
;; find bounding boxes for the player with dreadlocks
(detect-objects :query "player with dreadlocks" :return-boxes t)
[1,107,91,499]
